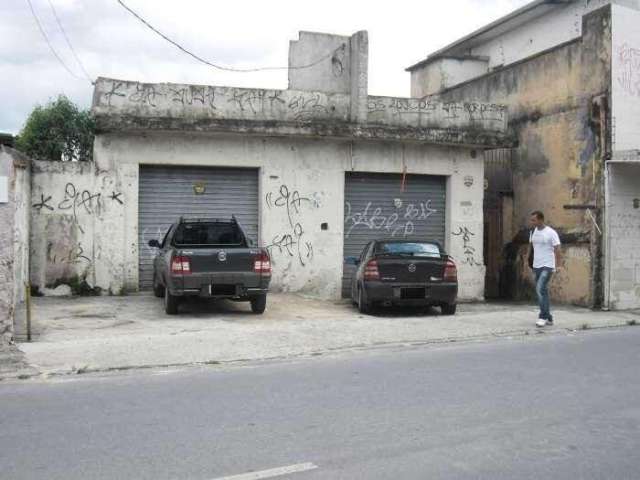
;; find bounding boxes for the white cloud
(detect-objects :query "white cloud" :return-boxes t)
[0,0,529,133]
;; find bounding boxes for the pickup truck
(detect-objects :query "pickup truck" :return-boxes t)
[148,217,271,315]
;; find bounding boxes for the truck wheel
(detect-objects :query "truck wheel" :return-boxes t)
[358,287,371,314]
[164,288,179,315]
[251,294,267,314]
[153,274,165,298]
[441,303,457,316]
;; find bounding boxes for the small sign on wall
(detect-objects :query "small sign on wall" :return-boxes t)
[0,176,8,203]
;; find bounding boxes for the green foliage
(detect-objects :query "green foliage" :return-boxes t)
[15,95,94,162]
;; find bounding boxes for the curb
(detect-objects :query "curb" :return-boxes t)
[3,322,636,382]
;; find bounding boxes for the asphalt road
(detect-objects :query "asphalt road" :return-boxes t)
[1,328,640,480]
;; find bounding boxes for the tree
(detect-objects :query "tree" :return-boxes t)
[15,95,94,162]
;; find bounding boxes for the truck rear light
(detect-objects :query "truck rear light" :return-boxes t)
[171,255,191,275]
[364,260,380,281]
[444,258,457,282]
[254,251,272,275]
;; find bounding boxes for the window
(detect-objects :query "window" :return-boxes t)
[375,242,441,258]
[173,223,245,246]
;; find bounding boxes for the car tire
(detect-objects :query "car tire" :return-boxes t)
[153,274,165,298]
[251,294,267,314]
[441,303,457,315]
[358,287,371,314]
[164,288,179,315]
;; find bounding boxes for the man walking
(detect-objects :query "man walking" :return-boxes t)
[529,211,561,327]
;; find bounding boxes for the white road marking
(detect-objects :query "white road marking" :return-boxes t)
[211,462,318,480]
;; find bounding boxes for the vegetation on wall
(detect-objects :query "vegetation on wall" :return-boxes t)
[15,95,94,162]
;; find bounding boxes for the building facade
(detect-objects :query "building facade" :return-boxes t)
[407,1,640,309]
[29,31,510,301]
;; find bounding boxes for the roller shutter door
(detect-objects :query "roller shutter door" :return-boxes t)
[138,165,259,290]
[343,172,447,297]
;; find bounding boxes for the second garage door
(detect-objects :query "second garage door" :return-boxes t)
[343,172,447,297]
[138,165,259,290]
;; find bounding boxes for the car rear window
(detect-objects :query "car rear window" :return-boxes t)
[173,223,245,246]
[375,242,441,258]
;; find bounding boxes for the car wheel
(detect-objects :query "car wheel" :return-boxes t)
[358,287,371,314]
[153,273,165,298]
[251,294,267,314]
[441,303,457,315]
[164,287,179,315]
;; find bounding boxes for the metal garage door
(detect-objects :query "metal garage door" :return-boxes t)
[343,172,447,297]
[138,165,259,290]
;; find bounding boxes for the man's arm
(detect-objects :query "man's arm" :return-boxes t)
[554,245,562,270]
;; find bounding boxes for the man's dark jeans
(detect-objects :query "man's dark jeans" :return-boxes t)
[533,267,554,320]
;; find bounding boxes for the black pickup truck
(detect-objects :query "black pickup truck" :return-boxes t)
[148,217,271,315]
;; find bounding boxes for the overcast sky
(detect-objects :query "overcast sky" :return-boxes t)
[1,0,530,134]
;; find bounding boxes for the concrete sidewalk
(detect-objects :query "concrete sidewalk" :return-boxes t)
[7,294,640,379]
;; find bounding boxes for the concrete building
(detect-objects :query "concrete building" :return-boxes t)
[29,31,510,301]
[0,146,30,342]
[407,0,640,309]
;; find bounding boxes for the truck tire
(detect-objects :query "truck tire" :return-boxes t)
[164,288,179,315]
[153,274,165,298]
[250,294,267,314]
[441,303,457,316]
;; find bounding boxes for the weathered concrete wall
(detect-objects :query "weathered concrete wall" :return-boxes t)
[410,57,489,97]
[612,4,640,152]
[89,133,485,301]
[411,7,614,306]
[0,146,30,342]
[606,163,640,309]
[288,31,351,94]
[0,148,15,341]
[410,0,636,91]
[92,78,509,139]
[30,160,132,295]
[366,96,507,132]
[92,79,351,124]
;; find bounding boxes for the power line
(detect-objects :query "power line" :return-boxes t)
[47,0,94,83]
[25,0,85,81]
[116,0,344,73]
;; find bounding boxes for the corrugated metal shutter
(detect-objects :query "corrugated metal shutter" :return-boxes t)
[138,165,259,290]
[343,172,447,297]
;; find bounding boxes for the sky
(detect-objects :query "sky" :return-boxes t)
[0,0,530,134]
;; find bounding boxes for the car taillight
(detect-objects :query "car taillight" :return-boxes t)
[364,260,380,281]
[254,251,272,275]
[444,258,457,282]
[171,255,191,275]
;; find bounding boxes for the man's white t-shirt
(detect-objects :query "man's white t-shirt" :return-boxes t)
[531,226,561,269]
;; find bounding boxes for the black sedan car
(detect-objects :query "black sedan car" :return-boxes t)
[346,240,458,315]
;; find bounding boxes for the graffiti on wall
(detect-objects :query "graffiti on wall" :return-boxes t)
[265,185,319,267]
[452,226,482,266]
[367,97,507,124]
[32,180,124,252]
[344,199,438,238]
[100,80,343,122]
[616,43,640,98]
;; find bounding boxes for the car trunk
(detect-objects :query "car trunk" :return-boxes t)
[375,255,445,282]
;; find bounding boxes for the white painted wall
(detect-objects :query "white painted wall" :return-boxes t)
[412,0,639,94]
[606,163,640,309]
[612,4,640,152]
[30,133,485,301]
[29,160,134,295]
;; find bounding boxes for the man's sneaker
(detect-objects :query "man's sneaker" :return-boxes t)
[547,316,554,326]
[536,319,547,327]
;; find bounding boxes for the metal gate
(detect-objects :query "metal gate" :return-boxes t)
[138,165,259,290]
[343,172,447,297]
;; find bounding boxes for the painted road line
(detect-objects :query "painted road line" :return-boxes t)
[211,462,318,480]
